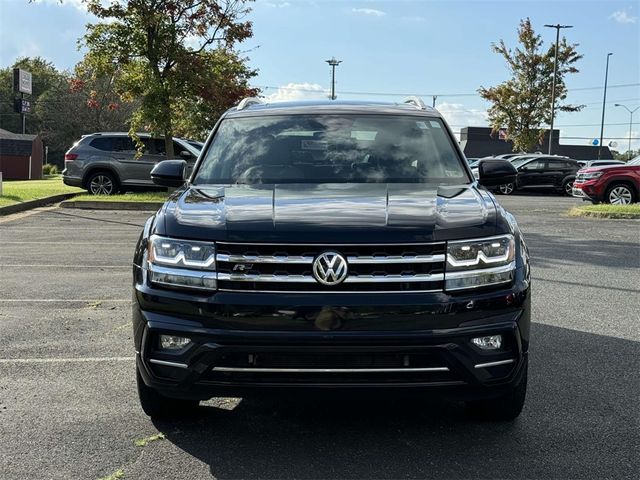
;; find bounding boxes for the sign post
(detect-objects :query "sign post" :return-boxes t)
[13,68,32,134]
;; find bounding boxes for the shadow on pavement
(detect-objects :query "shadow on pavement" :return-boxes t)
[524,231,639,270]
[153,323,639,480]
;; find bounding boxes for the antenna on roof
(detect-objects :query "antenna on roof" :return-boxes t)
[403,96,428,110]
[237,97,264,111]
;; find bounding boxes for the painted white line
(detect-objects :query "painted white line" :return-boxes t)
[0,206,59,224]
[0,357,134,364]
[0,265,129,269]
[1,242,132,245]
[0,299,130,303]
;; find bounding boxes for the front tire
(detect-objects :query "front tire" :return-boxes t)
[87,171,118,196]
[137,369,199,419]
[606,183,636,205]
[498,183,515,195]
[466,365,527,421]
[562,178,575,196]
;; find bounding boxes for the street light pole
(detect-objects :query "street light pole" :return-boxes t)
[325,57,342,100]
[598,53,613,159]
[544,24,572,155]
[614,103,639,160]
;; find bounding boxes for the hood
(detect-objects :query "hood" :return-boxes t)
[158,183,499,243]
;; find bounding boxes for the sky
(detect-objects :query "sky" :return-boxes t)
[1,0,639,150]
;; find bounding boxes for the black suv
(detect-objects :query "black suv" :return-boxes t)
[133,98,531,421]
[497,156,580,195]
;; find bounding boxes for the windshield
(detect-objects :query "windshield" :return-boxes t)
[193,114,468,184]
[628,156,640,166]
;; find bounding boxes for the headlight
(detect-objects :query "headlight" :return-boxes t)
[582,171,603,180]
[445,235,515,291]
[147,235,216,290]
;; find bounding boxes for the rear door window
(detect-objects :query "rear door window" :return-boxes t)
[90,137,114,151]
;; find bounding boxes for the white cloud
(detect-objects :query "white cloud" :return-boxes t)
[263,82,329,102]
[264,1,291,7]
[351,8,386,17]
[609,9,637,24]
[436,102,489,138]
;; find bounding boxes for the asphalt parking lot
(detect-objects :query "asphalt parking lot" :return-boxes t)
[1,194,639,480]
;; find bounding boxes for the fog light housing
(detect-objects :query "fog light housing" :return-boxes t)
[471,335,502,350]
[159,335,191,350]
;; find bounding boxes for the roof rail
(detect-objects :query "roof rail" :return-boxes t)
[403,96,428,110]
[237,97,265,111]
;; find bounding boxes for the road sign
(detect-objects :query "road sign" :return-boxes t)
[14,98,31,114]
[13,68,32,95]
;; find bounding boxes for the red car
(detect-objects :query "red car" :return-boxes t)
[572,156,640,204]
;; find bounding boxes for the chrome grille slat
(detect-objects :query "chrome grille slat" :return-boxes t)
[216,254,314,264]
[215,241,446,292]
[347,254,445,264]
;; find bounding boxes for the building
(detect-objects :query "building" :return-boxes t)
[459,127,613,160]
[0,128,44,180]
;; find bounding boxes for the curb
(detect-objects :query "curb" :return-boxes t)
[60,200,164,211]
[0,192,81,216]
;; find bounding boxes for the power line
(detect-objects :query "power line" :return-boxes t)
[255,82,640,98]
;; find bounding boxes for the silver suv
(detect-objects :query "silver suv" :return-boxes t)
[62,132,200,195]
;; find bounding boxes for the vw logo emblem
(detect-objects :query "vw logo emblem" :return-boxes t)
[312,251,348,285]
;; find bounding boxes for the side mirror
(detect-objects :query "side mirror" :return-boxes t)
[179,150,193,160]
[151,159,187,187]
[478,159,517,187]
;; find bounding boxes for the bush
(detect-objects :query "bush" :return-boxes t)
[42,164,59,175]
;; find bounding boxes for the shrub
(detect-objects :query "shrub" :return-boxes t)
[42,164,59,175]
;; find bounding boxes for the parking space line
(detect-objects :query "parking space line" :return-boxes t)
[0,265,130,268]
[0,299,131,302]
[0,357,134,364]
[1,242,132,245]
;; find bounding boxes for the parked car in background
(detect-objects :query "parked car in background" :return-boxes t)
[494,156,580,195]
[581,160,625,168]
[572,156,640,204]
[63,133,201,195]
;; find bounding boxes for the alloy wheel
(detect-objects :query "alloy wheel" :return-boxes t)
[499,183,514,195]
[564,181,574,195]
[608,186,633,205]
[90,175,114,195]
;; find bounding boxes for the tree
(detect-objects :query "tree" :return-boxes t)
[81,0,258,156]
[36,65,137,165]
[0,57,67,135]
[478,19,583,152]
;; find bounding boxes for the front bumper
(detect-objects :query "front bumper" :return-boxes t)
[572,182,602,202]
[133,273,531,400]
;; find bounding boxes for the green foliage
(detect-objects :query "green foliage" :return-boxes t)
[0,56,134,166]
[80,0,259,156]
[42,164,59,175]
[611,149,639,161]
[478,19,583,152]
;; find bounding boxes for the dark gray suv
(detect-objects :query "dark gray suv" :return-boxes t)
[62,132,200,195]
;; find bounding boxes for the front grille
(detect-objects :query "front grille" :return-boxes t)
[215,242,446,292]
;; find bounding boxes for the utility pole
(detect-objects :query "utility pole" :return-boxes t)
[544,24,573,155]
[325,57,342,100]
[614,103,639,160]
[598,53,613,159]
[432,95,437,108]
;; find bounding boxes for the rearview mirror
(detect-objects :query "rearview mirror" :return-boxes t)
[150,160,187,187]
[179,150,193,160]
[478,159,517,187]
